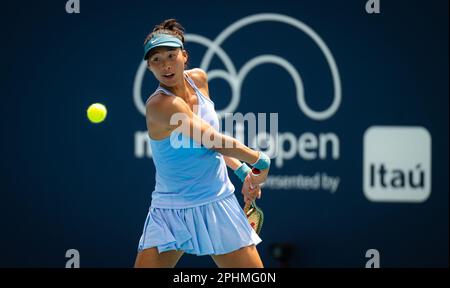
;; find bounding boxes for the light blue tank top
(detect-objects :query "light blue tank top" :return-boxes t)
[146,72,235,208]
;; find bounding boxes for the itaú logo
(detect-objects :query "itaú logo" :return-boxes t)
[133,13,342,166]
[363,126,432,203]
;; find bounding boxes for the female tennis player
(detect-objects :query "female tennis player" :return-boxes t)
[134,19,271,268]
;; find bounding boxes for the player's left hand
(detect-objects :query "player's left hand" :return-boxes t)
[242,176,261,204]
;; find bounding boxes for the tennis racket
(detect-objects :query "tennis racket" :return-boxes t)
[244,168,264,234]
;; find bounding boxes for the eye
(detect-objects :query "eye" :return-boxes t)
[151,57,159,62]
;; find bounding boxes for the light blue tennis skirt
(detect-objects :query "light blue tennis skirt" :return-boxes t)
[137,193,262,256]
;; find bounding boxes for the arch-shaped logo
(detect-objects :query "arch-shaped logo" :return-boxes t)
[133,13,342,121]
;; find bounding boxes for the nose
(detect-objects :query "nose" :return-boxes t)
[161,59,172,72]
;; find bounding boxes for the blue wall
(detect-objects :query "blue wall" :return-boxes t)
[0,0,448,267]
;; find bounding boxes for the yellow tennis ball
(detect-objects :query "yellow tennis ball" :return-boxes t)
[87,103,107,123]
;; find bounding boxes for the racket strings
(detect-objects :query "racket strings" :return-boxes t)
[244,202,264,234]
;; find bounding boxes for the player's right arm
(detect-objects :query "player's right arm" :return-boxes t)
[146,93,264,172]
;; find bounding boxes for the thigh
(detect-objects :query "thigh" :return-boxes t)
[134,247,184,268]
[211,245,264,268]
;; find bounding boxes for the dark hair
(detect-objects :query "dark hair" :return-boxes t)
[144,19,188,68]
[144,19,185,46]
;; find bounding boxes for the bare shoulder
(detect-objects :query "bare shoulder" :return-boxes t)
[186,68,208,83]
[146,92,190,124]
[186,68,210,98]
[146,92,171,112]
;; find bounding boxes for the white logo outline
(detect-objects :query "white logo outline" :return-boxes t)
[134,13,342,121]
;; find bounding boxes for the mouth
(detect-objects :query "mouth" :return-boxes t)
[162,73,175,79]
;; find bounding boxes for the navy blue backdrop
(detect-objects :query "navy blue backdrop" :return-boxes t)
[0,0,448,267]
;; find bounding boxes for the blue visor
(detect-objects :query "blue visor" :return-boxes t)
[143,34,183,60]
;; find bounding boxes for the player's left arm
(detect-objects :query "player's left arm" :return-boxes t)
[223,155,242,170]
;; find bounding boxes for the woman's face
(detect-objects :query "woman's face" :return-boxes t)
[147,47,187,87]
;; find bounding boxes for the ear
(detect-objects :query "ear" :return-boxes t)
[182,49,188,64]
